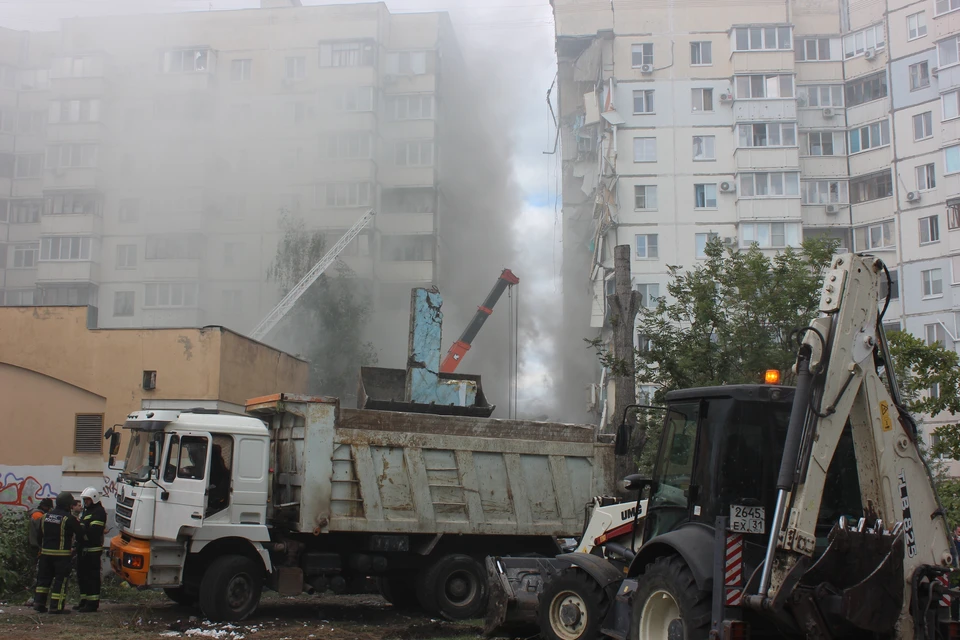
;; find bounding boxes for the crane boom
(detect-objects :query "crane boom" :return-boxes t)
[249,208,376,342]
[439,268,519,374]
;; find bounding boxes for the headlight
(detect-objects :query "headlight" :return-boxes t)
[122,553,144,570]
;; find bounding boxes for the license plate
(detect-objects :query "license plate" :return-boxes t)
[730,505,765,534]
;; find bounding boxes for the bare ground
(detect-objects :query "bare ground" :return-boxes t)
[0,593,487,640]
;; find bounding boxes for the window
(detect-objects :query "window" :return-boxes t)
[848,120,890,153]
[853,220,895,250]
[908,13,928,40]
[802,180,848,204]
[19,68,48,90]
[15,154,43,178]
[917,163,937,191]
[738,122,797,147]
[691,41,712,65]
[324,132,372,160]
[380,235,434,261]
[914,112,933,141]
[692,88,713,112]
[909,61,931,91]
[634,185,658,210]
[882,270,900,299]
[633,90,655,114]
[284,56,306,80]
[632,43,654,67]
[633,137,657,162]
[799,84,844,107]
[696,232,719,258]
[694,184,717,208]
[47,144,98,169]
[944,90,960,120]
[634,283,660,308]
[740,222,802,248]
[119,198,140,222]
[145,283,198,308]
[945,145,960,174]
[45,192,99,215]
[385,51,428,75]
[735,74,794,99]
[920,215,941,244]
[231,59,251,81]
[693,135,715,160]
[223,289,243,316]
[843,24,885,59]
[950,200,960,229]
[386,95,434,121]
[39,236,91,261]
[114,291,134,317]
[116,244,137,269]
[10,200,41,223]
[938,0,960,16]
[4,289,34,305]
[733,26,792,51]
[174,436,208,480]
[802,131,844,156]
[12,243,38,268]
[923,268,944,297]
[939,36,960,68]
[738,172,800,197]
[47,99,100,124]
[321,182,372,207]
[850,171,893,203]
[319,41,375,68]
[636,234,659,258]
[39,284,96,306]
[395,140,434,167]
[161,48,209,73]
[795,38,832,61]
[74,414,103,454]
[335,86,375,112]
[145,235,201,260]
[845,72,887,107]
[18,110,45,134]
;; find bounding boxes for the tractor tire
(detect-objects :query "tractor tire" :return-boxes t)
[422,554,488,620]
[631,555,711,640]
[377,576,421,609]
[538,568,608,640]
[198,555,264,622]
[163,586,197,607]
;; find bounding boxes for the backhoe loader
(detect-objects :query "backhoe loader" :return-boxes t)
[487,253,957,640]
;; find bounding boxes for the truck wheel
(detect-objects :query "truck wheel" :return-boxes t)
[423,554,488,620]
[199,555,263,622]
[377,576,421,609]
[538,568,607,640]
[631,556,710,640]
[163,587,197,607]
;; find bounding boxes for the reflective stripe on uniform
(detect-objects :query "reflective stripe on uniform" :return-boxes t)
[89,521,105,527]
[41,549,71,556]
[35,587,49,594]
[82,547,103,553]
[86,594,100,601]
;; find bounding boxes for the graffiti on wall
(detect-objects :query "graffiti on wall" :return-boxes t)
[0,471,57,509]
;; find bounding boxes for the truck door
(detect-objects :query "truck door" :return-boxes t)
[154,432,211,541]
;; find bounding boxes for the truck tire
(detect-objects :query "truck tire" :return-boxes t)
[377,576,421,609]
[538,568,607,640]
[198,555,263,622]
[163,587,197,607]
[631,555,710,640]
[423,554,488,620]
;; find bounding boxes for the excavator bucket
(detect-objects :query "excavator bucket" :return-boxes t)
[484,556,561,636]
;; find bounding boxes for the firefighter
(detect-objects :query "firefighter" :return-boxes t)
[34,491,84,614]
[25,498,54,607]
[74,487,106,613]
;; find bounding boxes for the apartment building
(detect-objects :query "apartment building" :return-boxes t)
[554,0,960,447]
[0,0,459,355]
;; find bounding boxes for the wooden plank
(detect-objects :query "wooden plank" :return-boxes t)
[455,450,485,525]
[403,447,436,526]
[351,444,384,523]
[503,454,533,527]
[549,455,577,522]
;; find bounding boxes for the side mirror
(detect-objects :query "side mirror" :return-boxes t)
[614,422,632,456]
[622,474,655,493]
[105,427,123,470]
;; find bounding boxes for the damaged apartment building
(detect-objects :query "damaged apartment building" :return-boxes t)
[554,0,960,432]
[0,0,472,358]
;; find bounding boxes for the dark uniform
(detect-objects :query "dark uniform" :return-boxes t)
[34,492,84,614]
[76,499,106,612]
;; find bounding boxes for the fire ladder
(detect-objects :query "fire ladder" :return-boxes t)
[249,208,376,342]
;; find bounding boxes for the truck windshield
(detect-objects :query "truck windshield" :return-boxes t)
[122,429,165,482]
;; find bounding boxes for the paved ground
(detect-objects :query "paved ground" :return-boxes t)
[0,593,486,640]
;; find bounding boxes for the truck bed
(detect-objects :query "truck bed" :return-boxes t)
[248,395,614,538]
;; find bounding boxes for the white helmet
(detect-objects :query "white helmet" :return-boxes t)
[80,487,99,502]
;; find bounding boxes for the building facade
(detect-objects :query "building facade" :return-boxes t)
[0,0,459,354]
[555,0,960,447]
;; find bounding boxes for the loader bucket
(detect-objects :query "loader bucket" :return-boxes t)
[483,556,560,637]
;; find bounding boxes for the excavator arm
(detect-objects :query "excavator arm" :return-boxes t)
[748,254,954,638]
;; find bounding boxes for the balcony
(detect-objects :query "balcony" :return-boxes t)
[735,197,801,221]
[40,213,102,236]
[36,260,100,284]
[12,178,43,198]
[801,204,851,228]
[374,260,434,283]
[800,155,847,178]
[731,51,795,73]
[733,146,800,170]
[141,259,201,281]
[44,167,101,191]
[733,99,797,122]
[378,164,436,188]
[797,107,845,130]
[377,212,434,235]
[46,122,107,143]
[848,147,893,176]
[795,62,843,83]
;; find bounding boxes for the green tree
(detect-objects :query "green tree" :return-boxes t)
[268,210,377,398]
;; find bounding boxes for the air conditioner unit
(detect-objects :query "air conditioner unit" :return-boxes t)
[720,92,734,103]
[864,48,876,60]
[719,181,736,193]
[723,236,734,246]
[796,94,808,107]
[825,204,840,214]
[907,190,922,202]
[822,107,836,118]
[639,64,654,75]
